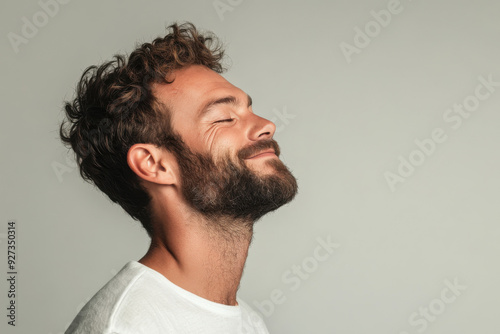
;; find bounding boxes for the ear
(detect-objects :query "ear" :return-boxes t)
[127,144,177,186]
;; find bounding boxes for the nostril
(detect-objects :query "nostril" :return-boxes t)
[259,131,271,138]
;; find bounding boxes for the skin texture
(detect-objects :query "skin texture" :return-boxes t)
[127,65,296,305]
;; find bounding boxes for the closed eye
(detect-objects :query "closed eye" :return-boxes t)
[213,118,234,123]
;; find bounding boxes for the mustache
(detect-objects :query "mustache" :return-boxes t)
[237,139,281,160]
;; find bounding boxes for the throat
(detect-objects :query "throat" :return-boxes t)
[140,215,255,306]
[201,218,254,304]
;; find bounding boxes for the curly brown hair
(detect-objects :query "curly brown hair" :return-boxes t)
[59,22,226,237]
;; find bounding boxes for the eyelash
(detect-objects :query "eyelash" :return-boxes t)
[213,118,234,124]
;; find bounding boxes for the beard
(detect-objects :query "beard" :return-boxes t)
[173,138,298,225]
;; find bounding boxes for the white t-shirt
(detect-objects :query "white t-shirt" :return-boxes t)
[65,261,269,334]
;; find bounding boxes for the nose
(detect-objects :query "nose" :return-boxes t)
[247,114,276,141]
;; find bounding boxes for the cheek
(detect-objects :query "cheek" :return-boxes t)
[211,135,244,163]
[203,126,238,153]
[218,132,243,152]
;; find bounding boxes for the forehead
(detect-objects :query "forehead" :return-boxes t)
[152,65,237,113]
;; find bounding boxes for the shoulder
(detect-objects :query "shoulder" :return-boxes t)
[65,261,176,334]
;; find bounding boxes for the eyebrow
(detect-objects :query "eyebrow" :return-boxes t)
[198,94,253,118]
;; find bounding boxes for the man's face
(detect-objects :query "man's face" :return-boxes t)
[154,65,298,222]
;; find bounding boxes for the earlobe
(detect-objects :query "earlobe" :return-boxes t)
[127,144,177,186]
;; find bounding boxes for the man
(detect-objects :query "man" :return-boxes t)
[60,22,298,334]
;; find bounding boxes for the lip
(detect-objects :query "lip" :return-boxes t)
[246,150,277,159]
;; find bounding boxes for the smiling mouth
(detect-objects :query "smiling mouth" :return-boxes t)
[246,150,277,159]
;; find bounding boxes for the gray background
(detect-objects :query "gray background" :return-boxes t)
[1,0,499,333]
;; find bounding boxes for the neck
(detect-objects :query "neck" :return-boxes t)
[139,213,254,306]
